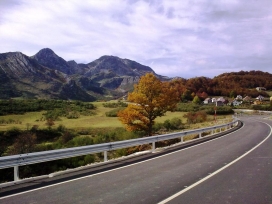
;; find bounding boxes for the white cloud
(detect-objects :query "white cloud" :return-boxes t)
[0,0,272,78]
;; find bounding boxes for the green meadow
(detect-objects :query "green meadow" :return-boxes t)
[0,101,231,131]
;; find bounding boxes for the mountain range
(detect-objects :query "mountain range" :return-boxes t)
[0,48,166,101]
[1,48,271,101]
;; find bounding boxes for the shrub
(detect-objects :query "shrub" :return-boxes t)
[163,120,171,130]
[67,136,93,147]
[105,107,125,117]
[84,154,95,164]
[184,111,207,124]
[152,122,164,132]
[176,103,201,112]
[6,133,37,155]
[102,101,128,108]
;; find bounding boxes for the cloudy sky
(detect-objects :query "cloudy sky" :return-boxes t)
[0,0,272,78]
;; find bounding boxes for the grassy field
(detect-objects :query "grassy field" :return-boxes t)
[0,101,232,131]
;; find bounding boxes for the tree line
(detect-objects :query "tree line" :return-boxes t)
[171,70,271,100]
[0,99,95,116]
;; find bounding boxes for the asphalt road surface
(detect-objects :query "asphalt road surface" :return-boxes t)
[0,116,271,204]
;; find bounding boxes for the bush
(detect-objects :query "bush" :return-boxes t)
[153,122,164,132]
[176,103,201,112]
[114,148,128,157]
[102,101,128,108]
[84,154,95,164]
[61,131,74,144]
[66,136,93,147]
[203,106,234,115]
[176,103,234,115]
[251,105,272,111]
[184,111,207,124]
[163,120,171,131]
[170,117,183,129]
[105,107,125,117]
[163,118,183,130]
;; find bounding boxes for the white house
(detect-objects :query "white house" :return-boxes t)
[256,87,266,91]
[217,97,226,103]
[236,95,243,100]
[256,95,264,101]
[203,98,212,104]
[232,99,242,106]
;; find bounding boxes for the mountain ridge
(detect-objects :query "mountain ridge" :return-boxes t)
[0,48,165,100]
[1,48,271,101]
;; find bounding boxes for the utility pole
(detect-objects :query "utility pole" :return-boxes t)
[214,100,217,122]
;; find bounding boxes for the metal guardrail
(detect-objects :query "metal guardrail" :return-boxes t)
[0,119,238,181]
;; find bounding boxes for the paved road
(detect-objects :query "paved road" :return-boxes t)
[161,117,272,204]
[0,117,271,204]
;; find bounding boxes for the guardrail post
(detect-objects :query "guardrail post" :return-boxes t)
[152,142,155,153]
[14,166,19,181]
[104,151,108,162]
[181,137,183,143]
[199,132,202,138]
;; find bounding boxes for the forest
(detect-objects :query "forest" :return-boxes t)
[172,70,271,100]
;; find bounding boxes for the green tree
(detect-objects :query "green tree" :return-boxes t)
[192,95,201,104]
[118,73,179,136]
[229,90,237,98]
[182,89,192,101]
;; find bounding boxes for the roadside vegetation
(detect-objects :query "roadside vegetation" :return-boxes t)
[0,98,232,183]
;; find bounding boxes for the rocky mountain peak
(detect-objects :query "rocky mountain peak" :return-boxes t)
[85,55,155,77]
[32,48,75,75]
[34,48,56,57]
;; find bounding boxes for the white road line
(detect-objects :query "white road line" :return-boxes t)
[158,120,272,204]
[0,124,244,200]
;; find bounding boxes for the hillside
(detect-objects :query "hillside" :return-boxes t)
[0,48,271,101]
[0,48,166,101]
[171,71,272,99]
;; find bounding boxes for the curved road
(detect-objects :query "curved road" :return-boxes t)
[0,116,271,203]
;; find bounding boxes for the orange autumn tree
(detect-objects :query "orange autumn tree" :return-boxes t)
[118,73,180,136]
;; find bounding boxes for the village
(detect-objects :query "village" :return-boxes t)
[203,87,272,107]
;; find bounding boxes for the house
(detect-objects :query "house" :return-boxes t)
[232,99,242,106]
[236,95,243,100]
[203,98,212,104]
[216,97,228,105]
[256,95,264,101]
[243,96,251,102]
[217,97,226,103]
[256,87,266,91]
[216,101,224,106]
